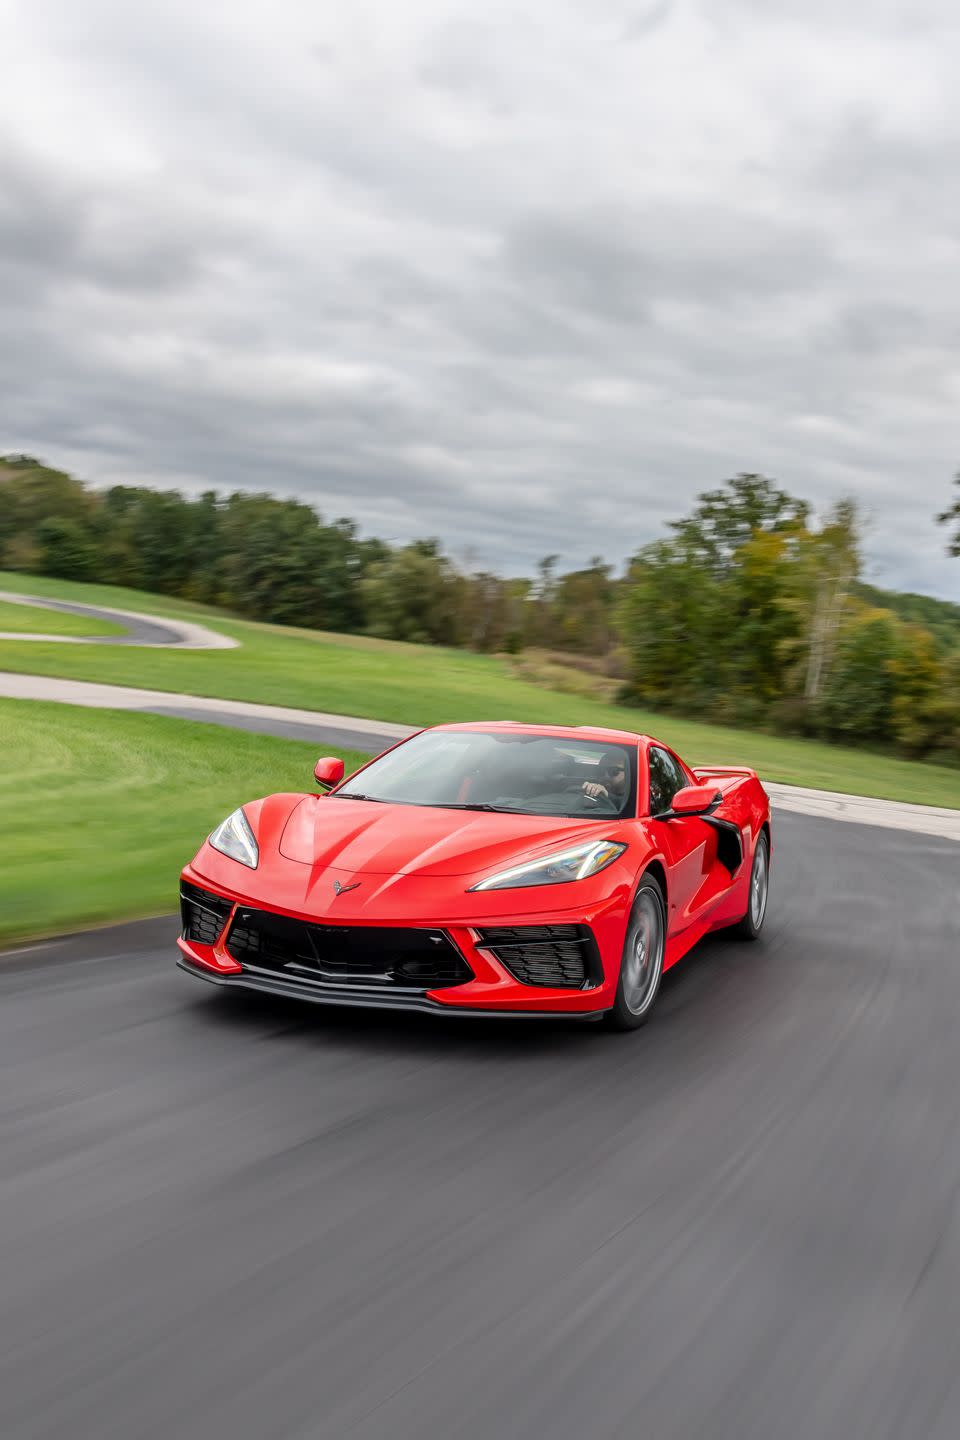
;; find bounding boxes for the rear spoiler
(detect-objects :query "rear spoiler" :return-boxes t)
[693,765,756,778]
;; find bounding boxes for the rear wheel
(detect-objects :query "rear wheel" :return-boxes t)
[605,874,666,1031]
[732,830,769,940]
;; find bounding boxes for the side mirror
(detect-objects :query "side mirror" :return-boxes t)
[667,784,722,817]
[314,756,345,791]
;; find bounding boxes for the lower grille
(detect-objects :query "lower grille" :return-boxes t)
[180,882,233,946]
[225,908,473,990]
[474,924,601,989]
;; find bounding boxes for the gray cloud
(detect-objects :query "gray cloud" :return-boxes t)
[1,0,959,599]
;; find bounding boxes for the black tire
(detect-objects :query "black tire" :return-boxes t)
[732,830,770,941]
[605,873,667,1031]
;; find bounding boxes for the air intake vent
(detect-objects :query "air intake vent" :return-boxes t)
[225,909,474,991]
[475,924,600,989]
[180,882,233,946]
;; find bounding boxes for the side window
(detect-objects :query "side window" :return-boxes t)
[648,747,686,815]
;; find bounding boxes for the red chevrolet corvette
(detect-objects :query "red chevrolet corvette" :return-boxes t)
[178,723,771,1029]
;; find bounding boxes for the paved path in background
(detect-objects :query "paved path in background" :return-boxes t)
[0,590,237,648]
[3,669,960,841]
[2,814,960,1439]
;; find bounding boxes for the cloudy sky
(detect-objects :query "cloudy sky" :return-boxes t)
[1,0,959,597]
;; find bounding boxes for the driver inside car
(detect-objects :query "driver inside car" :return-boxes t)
[582,749,629,806]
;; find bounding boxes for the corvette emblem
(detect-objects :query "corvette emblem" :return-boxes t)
[332,879,361,895]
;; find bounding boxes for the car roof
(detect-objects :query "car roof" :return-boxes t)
[431,720,651,746]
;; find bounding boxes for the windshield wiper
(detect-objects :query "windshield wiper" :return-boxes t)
[432,802,526,813]
[336,797,531,813]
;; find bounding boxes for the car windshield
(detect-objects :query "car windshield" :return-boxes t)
[336,731,637,819]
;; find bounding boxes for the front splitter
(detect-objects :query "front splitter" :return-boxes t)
[176,955,606,1021]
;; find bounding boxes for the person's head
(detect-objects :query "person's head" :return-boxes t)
[598,749,628,799]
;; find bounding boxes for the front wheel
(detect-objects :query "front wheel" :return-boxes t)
[605,874,666,1031]
[732,830,769,941]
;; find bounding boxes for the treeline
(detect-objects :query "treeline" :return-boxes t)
[619,476,960,760]
[2,455,959,762]
[0,455,614,651]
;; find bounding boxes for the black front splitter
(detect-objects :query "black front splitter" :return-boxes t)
[176,955,607,1021]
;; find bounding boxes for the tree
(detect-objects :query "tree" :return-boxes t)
[889,623,951,755]
[618,533,728,708]
[727,528,798,702]
[1,455,96,561]
[34,517,96,580]
[783,500,861,705]
[457,570,517,652]
[618,475,812,717]
[855,581,960,652]
[668,473,810,574]
[817,605,900,742]
[361,540,464,645]
[549,558,615,654]
[937,469,960,557]
[527,554,561,647]
[216,493,366,630]
[3,453,958,761]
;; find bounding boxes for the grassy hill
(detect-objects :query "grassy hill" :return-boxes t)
[855,582,960,651]
[0,698,367,945]
[0,597,124,637]
[1,571,960,807]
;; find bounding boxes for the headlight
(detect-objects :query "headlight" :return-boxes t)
[209,807,259,869]
[469,839,626,891]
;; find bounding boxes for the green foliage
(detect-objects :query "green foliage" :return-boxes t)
[548,558,615,654]
[619,476,815,716]
[618,475,958,761]
[855,581,960,653]
[668,472,810,567]
[3,454,959,763]
[1,456,526,653]
[215,494,367,630]
[889,624,956,756]
[1,458,97,579]
[362,539,465,645]
[4,571,960,807]
[35,517,98,580]
[817,606,900,742]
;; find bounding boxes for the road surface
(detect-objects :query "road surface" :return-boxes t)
[2,813,959,1439]
[0,590,236,648]
[2,669,959,840]
[3,587,958,838]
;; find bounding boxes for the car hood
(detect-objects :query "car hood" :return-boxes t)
[278,796,616,879]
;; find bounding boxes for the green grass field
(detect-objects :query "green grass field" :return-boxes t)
[0,597,124,637]
[0,699,366,946]
[1,571,959,808]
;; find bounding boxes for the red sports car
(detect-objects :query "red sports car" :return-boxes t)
[178,723,771,1029]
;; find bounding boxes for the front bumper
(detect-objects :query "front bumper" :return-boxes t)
[177,863,628,1016]
[176,950,606,1019]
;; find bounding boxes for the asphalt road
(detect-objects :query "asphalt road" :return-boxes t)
[4,671,960,839]
[17,596,183,645]
[150,703,404,751]
[2,812,960,1439]
[0,591,236,648]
